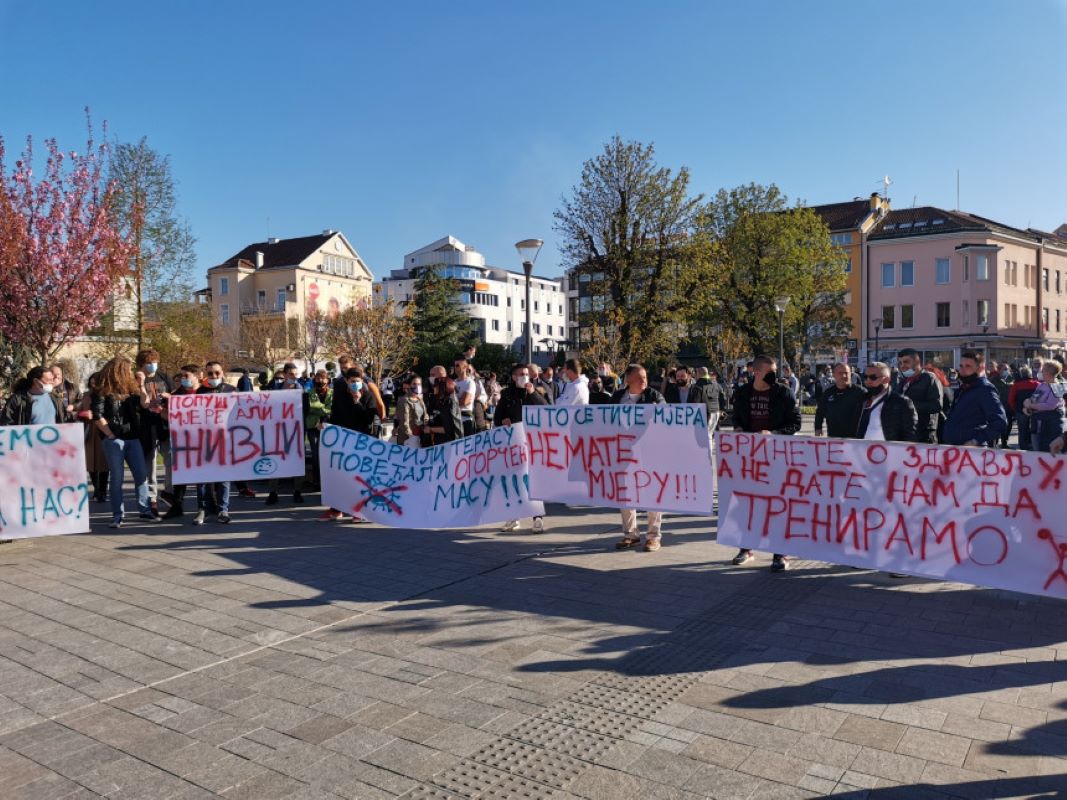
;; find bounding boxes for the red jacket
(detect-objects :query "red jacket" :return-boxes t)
[1007,378,1039,413]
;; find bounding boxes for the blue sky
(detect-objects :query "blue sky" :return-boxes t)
[2,1,1064,283]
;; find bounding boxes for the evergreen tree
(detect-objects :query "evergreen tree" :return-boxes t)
[410,266,472,351]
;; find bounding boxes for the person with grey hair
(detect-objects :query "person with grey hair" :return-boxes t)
[858,362,917,442]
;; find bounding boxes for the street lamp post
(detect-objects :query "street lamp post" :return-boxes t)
[872,317,883,365]
[515,239,543,364]
[774,296,790,370]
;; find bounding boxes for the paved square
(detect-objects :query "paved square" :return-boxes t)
[1,496,1066,798]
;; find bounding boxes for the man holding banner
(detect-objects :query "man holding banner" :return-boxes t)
[611,364,667,552]
[729,355,800,571]
[496,363,548,533]
[194,361,235,524]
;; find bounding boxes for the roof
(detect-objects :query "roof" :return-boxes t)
[213,233,336,270]
[808,199,874,231]
[869,207,1033,241]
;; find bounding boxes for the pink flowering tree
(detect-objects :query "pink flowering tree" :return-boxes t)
[0,115,132,365]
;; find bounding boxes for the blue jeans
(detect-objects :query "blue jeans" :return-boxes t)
[196,483,230,513]
[102,437,150,520]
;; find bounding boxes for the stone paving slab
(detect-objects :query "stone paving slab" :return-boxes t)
[1,491,1066,798]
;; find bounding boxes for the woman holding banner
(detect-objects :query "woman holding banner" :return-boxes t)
[393,373,426,447]
[321,366,380,522]
[426,376,464,444]
[495,363,548,533]
[92,357,160,528]
[610,364,666,552]
[194,361,235,524]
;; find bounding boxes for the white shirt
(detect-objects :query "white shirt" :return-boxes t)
[557,375,590,406]
[863,390,889,441]
[455,378,474,412]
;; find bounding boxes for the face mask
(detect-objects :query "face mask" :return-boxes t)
[597,369,606,377]
[180,378,194,389]
[763,371,777,385]
[207,378,222,388]
[866,384,884,397]
[145,363,158,374]
[349,381,363,393]
[412,385,422,395]
[900,368,915,379]
[1001,371,1010,379]
[515,376,528,388]
[959,373,978,385]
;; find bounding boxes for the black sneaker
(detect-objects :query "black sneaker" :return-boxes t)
[217,512,230,524]
[293,491,303,504]
[732,549,755,566]
[162,505,184,520]
[771,556,790,572]
[265,492,279,505]
[139,510,163,523]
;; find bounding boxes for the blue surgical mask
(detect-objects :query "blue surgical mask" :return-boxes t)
[412,385,422,395]
[349,381,363,393]
[900,368,915,379]
[207,378,222,388]
[180,378,194,389]
[145,363,158,374]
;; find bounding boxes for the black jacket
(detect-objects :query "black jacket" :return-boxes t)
[814,384,865,438]
[664,381,719,417]
[91,393,145,439]
[1,391,67,426]
[857,391,917,442]
[610,387,665,405]
[898,371,943,444]
[589,389,613,405]
[329,387,378,434]
[493,385,547,427]
[428,392,463,442]
[732,381,802,435]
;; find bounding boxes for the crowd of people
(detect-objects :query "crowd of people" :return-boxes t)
[2,345,1064,565]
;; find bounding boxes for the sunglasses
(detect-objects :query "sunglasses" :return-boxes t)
[864,374,882,381]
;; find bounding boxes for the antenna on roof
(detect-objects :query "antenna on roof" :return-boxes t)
[267,215,271,239]
[912,195,917,208]
[881,175,892,201]
[956,170,960,211]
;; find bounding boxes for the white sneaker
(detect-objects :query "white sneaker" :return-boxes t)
[532,517,545,533]
[500,520,520,532]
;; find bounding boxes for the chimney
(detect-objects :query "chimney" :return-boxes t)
[870,192,889,217]
[322,229,336,236]
[254,251,264,268]
[267,237,280,245]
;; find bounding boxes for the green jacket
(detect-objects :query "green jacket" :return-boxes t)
[307,388,333,429]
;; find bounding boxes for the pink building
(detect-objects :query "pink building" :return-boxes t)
[864,208,1067,368]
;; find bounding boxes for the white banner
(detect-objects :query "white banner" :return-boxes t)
[0,424,90,539]
[168,390,305,484]
[716,433,1067,599]
[319,423,545,529]
[524,404,714,514]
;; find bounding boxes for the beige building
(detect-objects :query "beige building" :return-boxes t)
[203,230,373,363]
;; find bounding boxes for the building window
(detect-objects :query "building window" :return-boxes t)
[520,300,525,310]
[491,320,500,332]
[257,289,266,307]
[507,321,512,332]
[1044,269,1050,291]
[963,300,969,326]
[976,255,989,281]
[844,258,852,273]
[1058,309,1062,332]
[964,256,969,281]
[900,304,914,329]
[1012,304,1018,327]
[1023,263,1029,288]
[1043,308,1050,331]
[936,302,950,327]
[831,232,853,246]
[935,258,950,284]
[220,277,229,295]
[1058,271,1062,294]
[881,305,895,329]
[220,304,230,325]
[1025,306,1032,328]
[977,300,989,327]
[534,301,540,312]
[881,263,895,288]
[276,288,286,311]
[507,297,511,307]
[900,261,914,287]
[533,323,541,334]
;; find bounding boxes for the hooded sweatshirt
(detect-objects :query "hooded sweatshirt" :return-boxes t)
[556,374,590,406]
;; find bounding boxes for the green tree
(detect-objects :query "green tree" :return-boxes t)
[697,183,849,366]
[554,136,714,365]
[410,266,472,351]
[107,137,197,350]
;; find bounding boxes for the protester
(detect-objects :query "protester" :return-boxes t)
[529,363,555,404]
[989,362,1014,447]
[542,366,560,403]
[485,372,501,417]
[781,364,800,399]
[664,365,719,435]
[557,358,590,406]
[78,372,109,503]
[134,349,172,513]
[0,366,65,426]
[305,369,333,486]
[942,352,1007,447]
[162,364,201,520]
[495,363,548,533]
[49,362,80,419]
[194,361,235,524]
[813,362,864,438]
[588,376,612,404]
[426,375,463,444]
[236,368,254,392]
[1024,360,1067,453]
[381,373,395,417]
[858,362,917,442]
[1008,365,1041,451]
[611,364,666,552]
[729,355,801,571]
[265,363,308,505]
[394,372,426,447]
[597,363,618,393]
[92,357,159,527]
[453,357,477,436]
[895,348,944,444]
